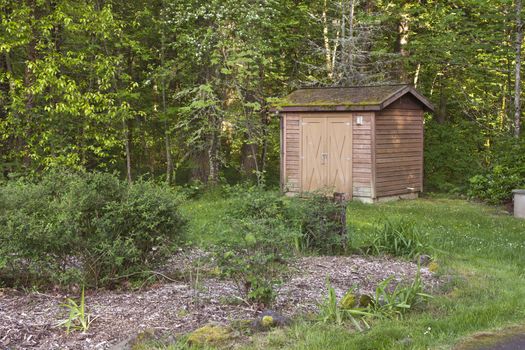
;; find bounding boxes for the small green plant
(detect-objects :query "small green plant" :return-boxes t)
[57,287,94,334]
[318,279,371,330]
[318,269,432,329]
[367,269,432,319]
[214,248,283,306]
[370,218,430,258]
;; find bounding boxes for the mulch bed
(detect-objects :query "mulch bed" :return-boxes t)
[0,251,440,350]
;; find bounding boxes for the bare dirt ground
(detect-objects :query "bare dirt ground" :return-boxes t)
[0,251,440,350]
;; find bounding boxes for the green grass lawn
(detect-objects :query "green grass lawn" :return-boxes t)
[180,195,525,350]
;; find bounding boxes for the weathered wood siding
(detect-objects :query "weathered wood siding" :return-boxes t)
[283,113,301,193]
[352,113,374,198]
[374,95,424,197]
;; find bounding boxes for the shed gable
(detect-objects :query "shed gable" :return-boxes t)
[277,84,434,113]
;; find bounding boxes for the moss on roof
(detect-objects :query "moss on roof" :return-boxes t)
[282,84,409,107]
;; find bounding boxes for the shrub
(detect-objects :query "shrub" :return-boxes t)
[214,189,300,305]
[370,218,430,259]
[467,137,525,204]
[424,120,484,193]
[0,171,186,288]
[213,189,349,304]
[293,193,348,255]
[225,188,349,256]
[225,188,301,252]
[214,247,282,306]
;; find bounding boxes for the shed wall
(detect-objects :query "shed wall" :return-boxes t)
[282,112,375,198]
[352,113,374,198]
[374,95,424,197]
[283,113,301,193]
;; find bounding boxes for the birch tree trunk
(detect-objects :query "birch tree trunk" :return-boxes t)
[515,0,523,138]
[397,13,410,83]
[160,36,174,184]
[122,117,132,183]
[322,0,333,78]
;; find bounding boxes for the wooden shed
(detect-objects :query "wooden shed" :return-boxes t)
[277,84,434,203]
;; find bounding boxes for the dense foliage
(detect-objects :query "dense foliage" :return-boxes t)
[0,1,523,201]
[209,188,349,304]
[0,172,186,288]
[468,137,525,203]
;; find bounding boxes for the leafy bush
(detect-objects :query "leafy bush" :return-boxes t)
[214,247,282,306]
[212,189,349,305]
[370,218,430,259]
[424,120,484,193]
[293,193,348,254]
[214,189,299,305]
[468,138,525,204]
[0,171,186,288]
[225,188,349,256]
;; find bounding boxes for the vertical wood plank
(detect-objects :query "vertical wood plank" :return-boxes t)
[371,112,377,199]
[280,114,285,192]
[420,111,424,192]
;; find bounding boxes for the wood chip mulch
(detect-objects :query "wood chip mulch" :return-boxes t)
[0,251,439,350]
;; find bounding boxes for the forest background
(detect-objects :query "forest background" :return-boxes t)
[1,0,524,203]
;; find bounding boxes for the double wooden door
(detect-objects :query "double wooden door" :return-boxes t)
[301,116,352,196]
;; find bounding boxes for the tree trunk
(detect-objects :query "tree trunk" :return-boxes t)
[322,0,333,79]
[207,126,219,185]
[413,63,421,88]
[342,0,355,82]
[122,117,132,183]
[240,139,258,178]
[160,15,174,184]
[23,0,39,168]
[515,0,523,138]
[396,12,410,83]
[436,76,447,124]
[1,52,12,177]
[162,79,173,184]
[259,107,270,185]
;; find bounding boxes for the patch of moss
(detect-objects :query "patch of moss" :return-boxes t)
[359,294,373,307]
[187,324,233,346]
[261,315,274,327]
[339,292,357,309]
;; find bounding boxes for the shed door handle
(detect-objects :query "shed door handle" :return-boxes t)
[321,153,328,164]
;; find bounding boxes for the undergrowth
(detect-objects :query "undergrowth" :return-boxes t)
[368,218,431,259]
[0,171,186,288]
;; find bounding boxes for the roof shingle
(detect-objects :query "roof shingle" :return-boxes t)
[277,84,434,112]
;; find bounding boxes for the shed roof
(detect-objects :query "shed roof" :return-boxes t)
[276,84,434,112]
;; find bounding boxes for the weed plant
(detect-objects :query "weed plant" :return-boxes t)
[57,287,94,334]
[370,218,431,259]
